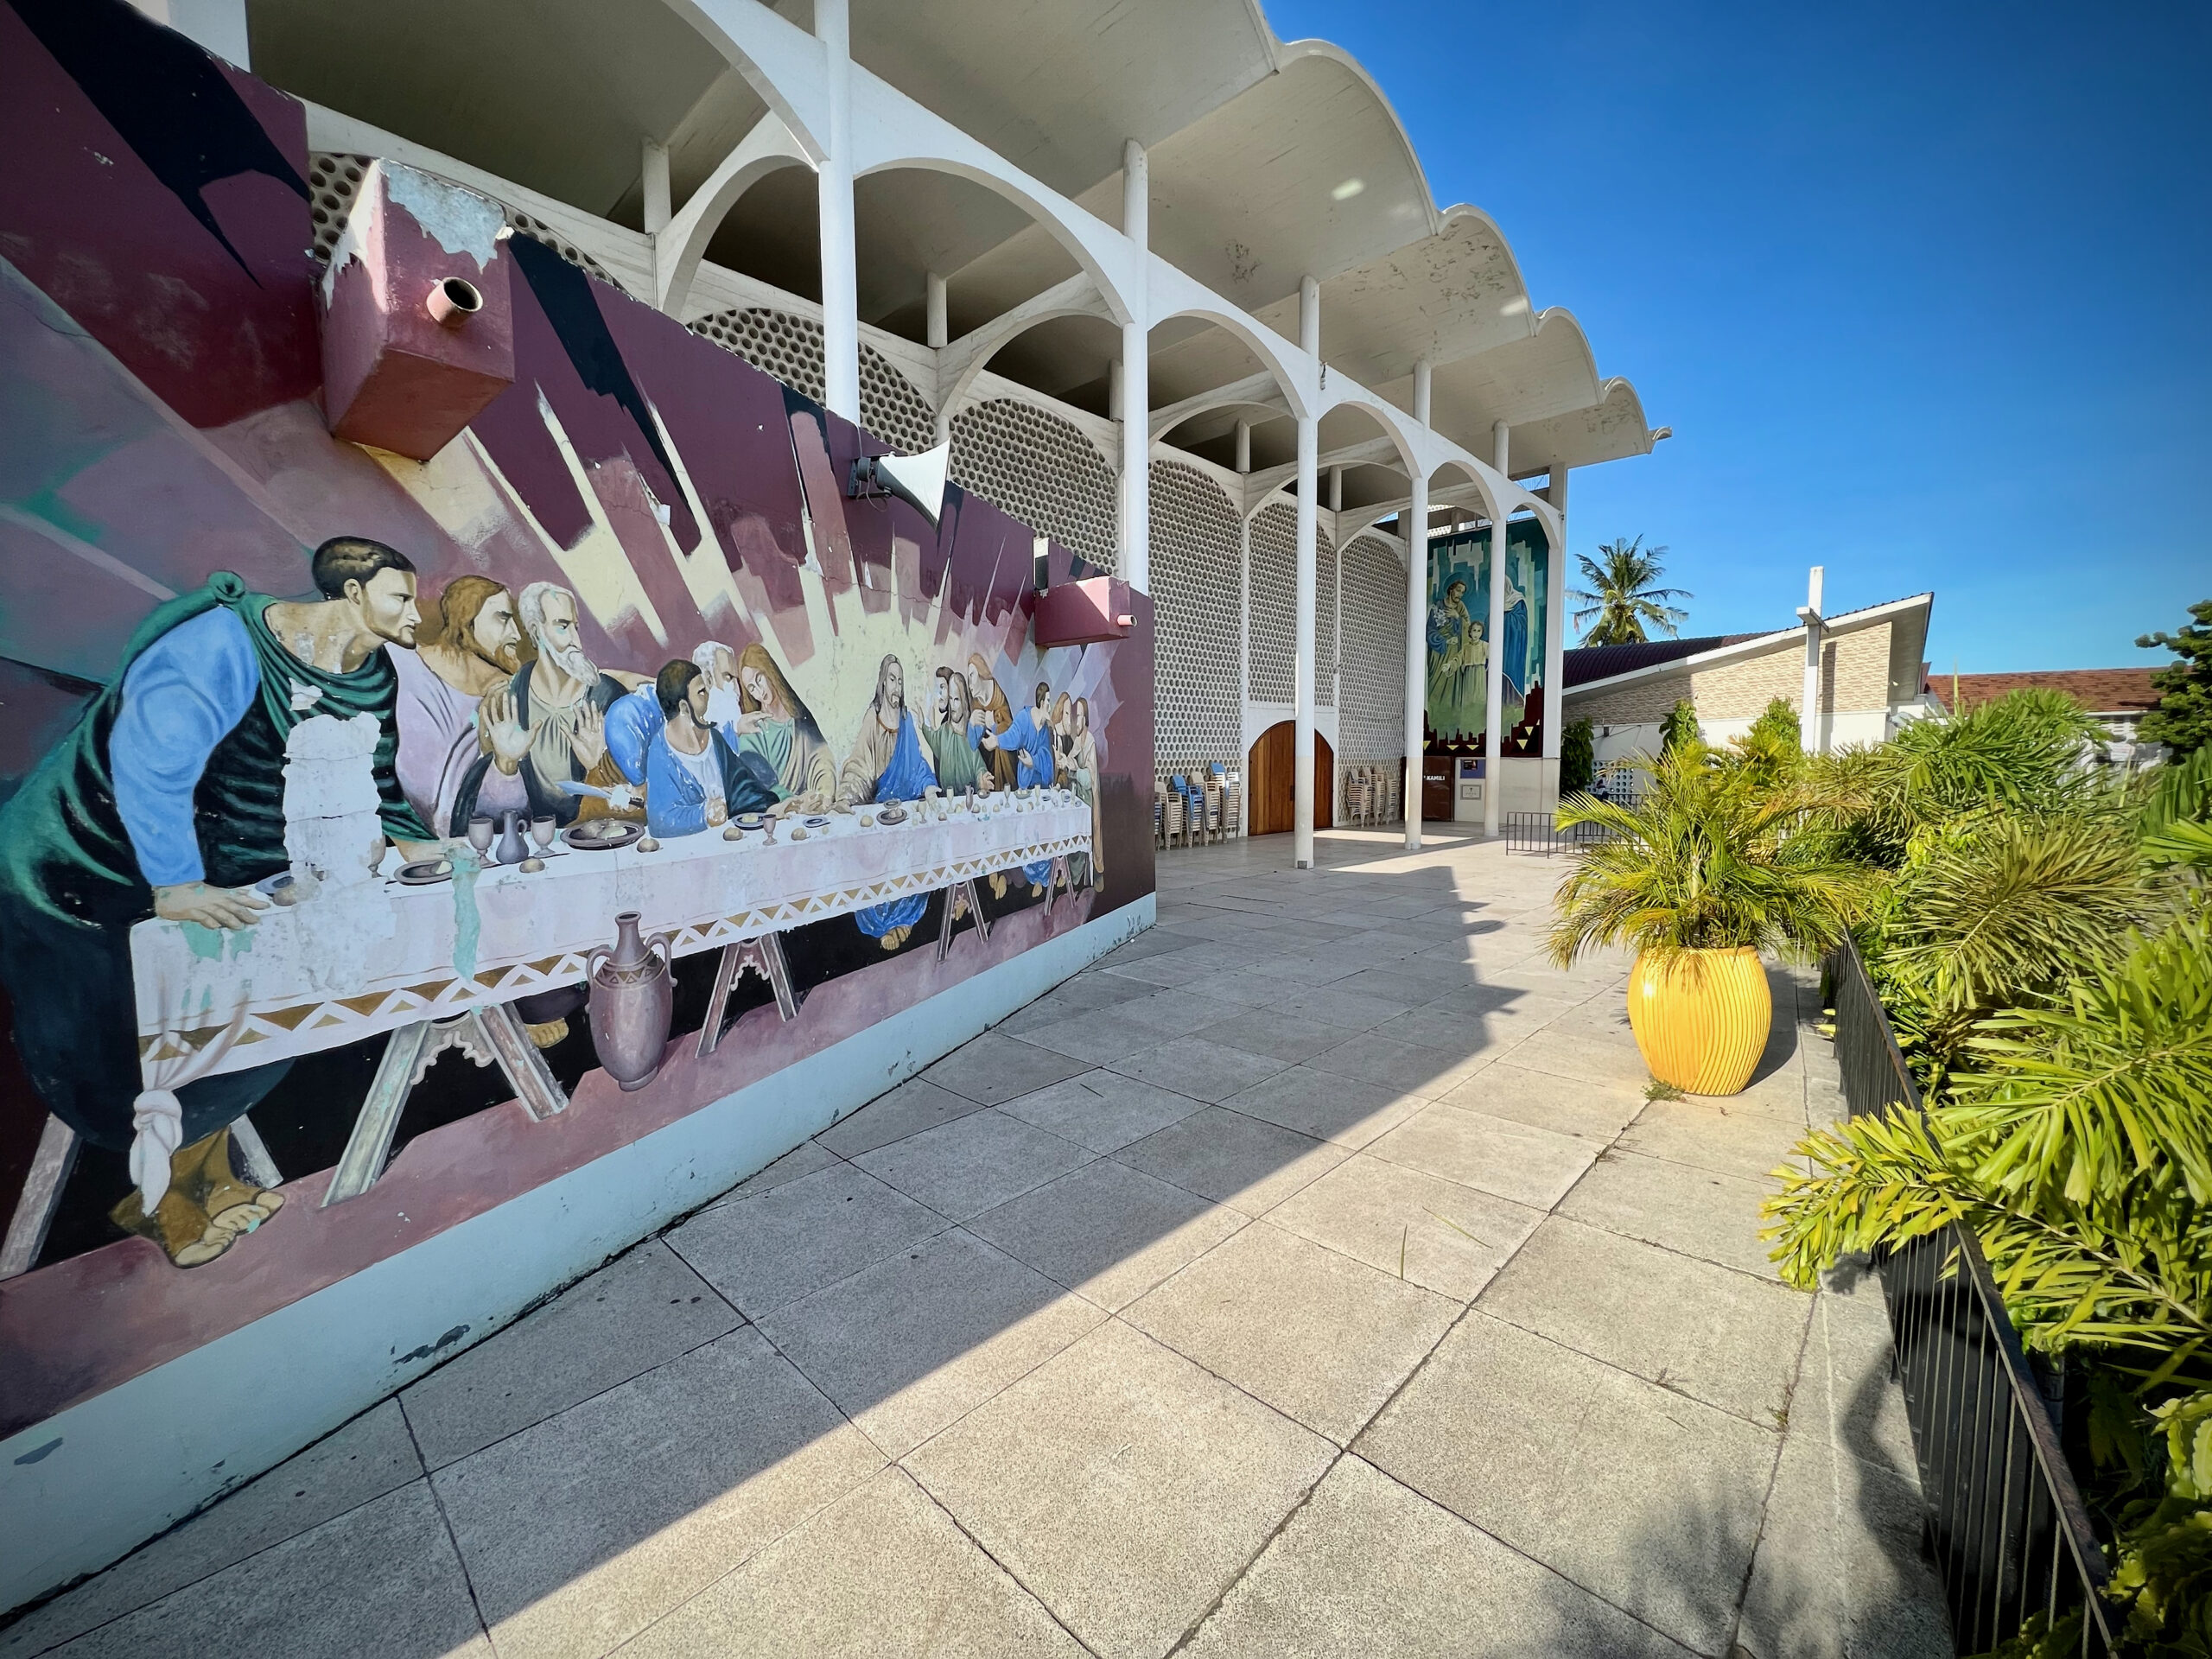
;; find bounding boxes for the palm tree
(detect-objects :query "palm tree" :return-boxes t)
[1570,536,1691,645]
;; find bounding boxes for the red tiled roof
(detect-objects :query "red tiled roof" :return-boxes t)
[1924,669,2161,715]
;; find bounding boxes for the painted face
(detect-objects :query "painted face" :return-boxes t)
[356,568,421,648]
[707,647,740,691]
[740,664,771,707]
[934,676,949,720]
[683,673,713,728]
[470,590,521,671]
[882,658,905,711]
[537,590,582,657]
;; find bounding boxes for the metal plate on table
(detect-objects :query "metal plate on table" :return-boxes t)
[395,859,454,887]
[561,821,644,852]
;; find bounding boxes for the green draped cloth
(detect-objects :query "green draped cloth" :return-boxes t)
[0,575,428,1151]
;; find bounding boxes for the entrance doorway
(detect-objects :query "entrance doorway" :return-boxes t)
[1246,721,1333,836]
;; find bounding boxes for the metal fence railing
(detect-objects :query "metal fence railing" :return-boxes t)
[1828,939,2117,1656]
[1503,812,1619,856]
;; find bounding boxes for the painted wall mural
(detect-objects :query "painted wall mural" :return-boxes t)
[1424,521,1550,748]
[0,0,1154,1439]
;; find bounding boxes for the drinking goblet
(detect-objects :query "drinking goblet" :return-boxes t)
[466,815,495,860]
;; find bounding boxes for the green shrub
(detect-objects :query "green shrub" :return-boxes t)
[1660,697,1700,754]
[1560,718,1595,797]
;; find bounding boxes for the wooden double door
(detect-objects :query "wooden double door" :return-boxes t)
[1246,721,1333,836]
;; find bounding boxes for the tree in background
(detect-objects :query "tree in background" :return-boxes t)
[1726,697,1803,789]
[2138,599,2212,758]
[1570,536,1692,645]
[1560,717,1595,796]
[1661,698,1700,753]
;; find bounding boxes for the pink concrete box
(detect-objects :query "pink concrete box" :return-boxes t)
[319,160,514,461]
[1033,576,1135,647]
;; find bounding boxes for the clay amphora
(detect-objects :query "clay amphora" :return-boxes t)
[588,911,672,1091]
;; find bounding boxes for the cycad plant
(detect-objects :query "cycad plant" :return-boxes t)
[1549,744,1881,970]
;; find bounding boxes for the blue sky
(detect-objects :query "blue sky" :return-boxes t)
[1271,1,2210,672]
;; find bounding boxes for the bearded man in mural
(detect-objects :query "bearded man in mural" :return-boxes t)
[982,678,1062,897]
[0,539,439,1268]
[458,582,640,829]
[392,575,522,836]
[966,653,1019,794]
[836,654,938,950]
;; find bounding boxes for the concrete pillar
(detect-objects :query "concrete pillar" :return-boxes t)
[1294,275,1319,868]
[816,0,860,423]
[1119,139,1151,591]
[925,271,947,350]
[1238,510,1253,836]
[1543,463,1568,766]
[1482,424,1509,836]
[1799,566,1826,754]
[641,142,672,236]
[1234,420,1251,475]
[1404,359,1432,849]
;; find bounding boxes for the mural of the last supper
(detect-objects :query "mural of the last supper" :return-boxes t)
[0,0,1154,1440]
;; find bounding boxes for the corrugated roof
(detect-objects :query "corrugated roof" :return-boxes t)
[1925,669,2161,715]
[1563,634,1760,688]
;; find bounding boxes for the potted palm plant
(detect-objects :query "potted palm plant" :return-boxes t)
[1549,745,1878,1095]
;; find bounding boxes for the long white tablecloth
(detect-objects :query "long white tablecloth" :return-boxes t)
[130,797,1093,1077]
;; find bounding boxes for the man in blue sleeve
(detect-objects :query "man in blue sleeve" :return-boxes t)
[0,537,437,1268]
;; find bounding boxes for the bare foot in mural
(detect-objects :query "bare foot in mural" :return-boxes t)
[988,874,1008,899]
[880,925,912,950]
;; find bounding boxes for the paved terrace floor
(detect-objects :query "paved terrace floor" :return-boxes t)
[4,829,1952,1659]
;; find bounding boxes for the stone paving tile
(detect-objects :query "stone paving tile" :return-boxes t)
[1195,1004,1362,1064]
[1367,1005,1537,1066]
[1266,1152,1544,1302]
[1478,1217,1812,1426]
[432,1326,881,1659]
[1620,1096,1818,1183]
[903,1320,1337,1659]
[1115,1105,1351,1215]
[1108,988,1246,1039]
[403,1240,741,1470]
[994,1067,1205,1153]
[0,1402,424,1658]
[1095,929,1201,965]
[1315,967,1438,1010]
[1491,1025,1661,1091]
[1183,1455,1696,1659]
[1098,950,1224,988]
[33,1484,489,1659]
[618,1467,1084,1658]
[852,1108,1093,1222]
[1011,1003,1166,1065]
[704,1140,841,1207]
[920,1030,1094,1105]
[758,1228,1104,1459]
[1303,1028,1494,1099]
[666,1161,945,1318]
[1559,1148,1785,1281]
[1262,985,1418,1032]
[1218,1065,1426,1148]
[1357,1313,1781,1657]
[1107,1034,1294,1103]
[816,1077,987,1157]
[1437,1059,1645,1143]
[968,1156,1248,1312]
[1368,1103,1600,1210]
[1123,1221,1459,1444]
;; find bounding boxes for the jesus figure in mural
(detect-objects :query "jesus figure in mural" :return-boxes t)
[836,655,937,950]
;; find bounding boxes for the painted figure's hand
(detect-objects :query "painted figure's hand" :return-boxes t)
[569,702,607,771]
[155,881,269,931]
[707,798,728,826]
[481,690,531,773]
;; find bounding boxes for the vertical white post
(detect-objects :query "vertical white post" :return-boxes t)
[816,0,859,423]
[1405,360,1432,849]
[1543,463,1568,769]
[1483,424,1510,836]
[1293,274,1319,868]
[1799,565,1826,754]
[1120,139,1151,591]
[1234,419,1251,476]
[1236,427,1252,838]
[641,142,672,235]
[925,271,947,350]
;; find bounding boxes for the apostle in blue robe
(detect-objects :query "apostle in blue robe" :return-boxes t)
[985,687,1059,893]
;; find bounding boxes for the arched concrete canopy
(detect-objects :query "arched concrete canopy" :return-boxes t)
[1149,299,1313,420]
[654,0,832,162]
[655,114,815,315]
[933,274,1119,430]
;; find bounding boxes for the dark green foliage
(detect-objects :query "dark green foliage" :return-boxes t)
[2138,601,2212,759]
[1725,698,1802,789]
[1560,717,1595,796]
[1660,697,1700,753]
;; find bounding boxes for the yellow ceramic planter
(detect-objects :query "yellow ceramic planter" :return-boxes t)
[1626,948,1772,1096]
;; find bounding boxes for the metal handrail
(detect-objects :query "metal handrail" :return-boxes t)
[1827,938,2117,1656]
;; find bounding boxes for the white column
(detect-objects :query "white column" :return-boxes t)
[1234,419,1251,475]
[1119,139,1151,590]
[925,271,947,350]
[1405,361,1432,849]
[1482,422,1509,836]
[1293,276,1320,868]
[1799,565,1826,754]
[816,0,860,423]
[641,142,672,235]
[1543,463,1568,767]
[1238,508,1253,836]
